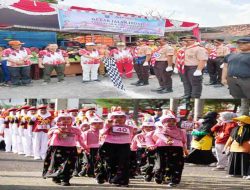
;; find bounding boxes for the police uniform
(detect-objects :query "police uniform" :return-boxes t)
[180,36,208,98]
[223,37,250,98]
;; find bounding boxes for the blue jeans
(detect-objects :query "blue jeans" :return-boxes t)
[1,60,11,82]
[8,66,31,85]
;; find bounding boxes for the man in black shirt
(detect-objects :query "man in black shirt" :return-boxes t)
[222,37,250,98]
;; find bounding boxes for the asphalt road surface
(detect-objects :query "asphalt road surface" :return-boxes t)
[0,74,232,99]
[0,151,250,190]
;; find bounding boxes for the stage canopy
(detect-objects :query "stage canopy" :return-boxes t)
[0,0,200,36]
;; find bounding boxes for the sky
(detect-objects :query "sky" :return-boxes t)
[59,0,250,27]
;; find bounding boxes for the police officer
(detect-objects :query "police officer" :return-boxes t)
[207,39,230,87]
[222,37,250,98]
[179,36,208,98]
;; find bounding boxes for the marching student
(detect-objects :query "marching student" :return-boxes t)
[31,105,53,160]
[146,114,187,187]
[42,114,87,186]
[80,117,104,178]
[2,108,16,153]
[8,108,19,154]
[18,105,31,156]
[131,116,156,182]
[99,107,134,187]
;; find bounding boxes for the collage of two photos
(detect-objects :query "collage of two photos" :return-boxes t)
[0,0,250,190]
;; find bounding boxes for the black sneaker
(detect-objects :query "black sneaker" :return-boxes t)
[167,182,177,187]
[151,87,164,92]
[131,80,141,85]
[157,89,173,94]
[144,174,153,182]
[52,178,61,184]
[61,181,71,186]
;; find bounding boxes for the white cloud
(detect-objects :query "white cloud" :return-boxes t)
[59,0,250,27]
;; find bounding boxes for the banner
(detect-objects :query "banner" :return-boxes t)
[58,9,165,36]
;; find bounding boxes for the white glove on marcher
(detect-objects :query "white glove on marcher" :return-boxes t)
[143,61,149,66]
[173,67,179,74]
[166,66,173,72]
[220,63,224,69]
[193,70,202,76]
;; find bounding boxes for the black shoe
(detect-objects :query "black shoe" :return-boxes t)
[167,182,177,187]
[180,95,191,99]
[157,89,173,94]
[155,178,162,184]
[78,170,86,177]
[204,82,217,86]
[213,83,224,88]
[151,87,164,92]
[136,82,149,86]
[52,178,61,184]
[144,174,153,182]
[61,181,71,186]
[96,174,105,184]
[131,81,141,85]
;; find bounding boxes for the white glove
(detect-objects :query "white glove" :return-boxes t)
[220,63,224,69]
[193,70,202,76]
[143,61,149,66]
[173,67,179,74]
[166,66,173,72]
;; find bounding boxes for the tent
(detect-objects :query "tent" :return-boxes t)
[0,0,200,36]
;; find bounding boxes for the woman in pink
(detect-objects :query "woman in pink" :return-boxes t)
[80,117,103,179]
[42,114,86,186]
[131,116,156,182]
[99,107,134,187]
[147,114,187,187]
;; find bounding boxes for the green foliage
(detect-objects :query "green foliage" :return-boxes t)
[39,0,58,3]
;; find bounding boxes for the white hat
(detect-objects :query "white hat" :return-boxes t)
[160,114,177,124]
[110,106,126,117]
[89,117,103,124]
[86,42,96,46]
[142,117,155,127]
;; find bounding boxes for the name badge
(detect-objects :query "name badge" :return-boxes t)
[37,125,47,129]
[153,52,161,58]
[112,126,130,134]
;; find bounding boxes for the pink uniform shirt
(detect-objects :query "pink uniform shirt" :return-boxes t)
[146,126,187,148]
[101,124,134,144]
[48,127,86,148]
[131,132,148,151]
[81,128,100,149]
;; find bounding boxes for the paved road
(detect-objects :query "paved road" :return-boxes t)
[0,74,232,99]
[0,151,249,190]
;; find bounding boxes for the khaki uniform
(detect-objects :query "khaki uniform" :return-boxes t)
[133,45,152,84]
[207,44,230,84]
[154,44,174,90]
[181,45,208,98]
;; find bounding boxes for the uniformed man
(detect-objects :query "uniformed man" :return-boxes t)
[151,37,174,94]
[131,39,152,86]
[38,44,70,85]
[206,39,230,87]
[179,36,208,98]
[222,37,250,98]
[2,41,32,86]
